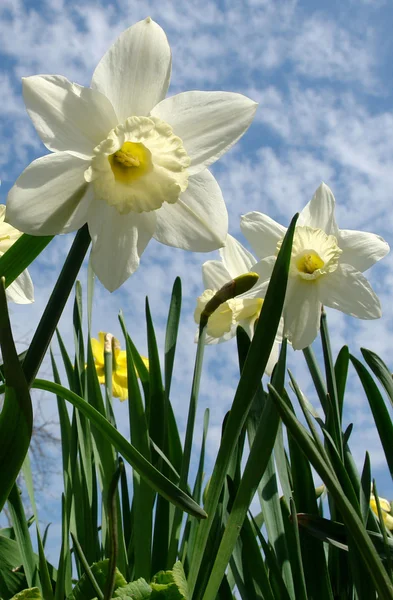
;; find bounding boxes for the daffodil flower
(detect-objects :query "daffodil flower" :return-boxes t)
[91,332,148,401]
[0,205,34,304]
[194,234,282,375]
[241,183,389,350]
[370,493,393,531]
[6,18,257,292]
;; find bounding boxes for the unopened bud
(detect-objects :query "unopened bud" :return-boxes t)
[200,272,259,330]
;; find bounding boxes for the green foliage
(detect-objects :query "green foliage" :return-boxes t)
[1,216,393,600]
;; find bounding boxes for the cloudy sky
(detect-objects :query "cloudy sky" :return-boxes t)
[1,0,393,560]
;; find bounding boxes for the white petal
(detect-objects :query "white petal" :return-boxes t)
[151,91,257,175]
[202,260,231,290]
[6,153,92,235]
[319,264,381,319]
[265,341,280,377]
[88,200,156,292]
[5,269,34,304]
[154,170,228,252]
[220,234,256,278]
[247,257,275,292]
[298,182,339,236]
[91,18,171,122]
[0,205,23,251]
[23,76,118,158]
[203,328,237,345]
[283,279,322,350]
[338,229,389,272]
[240,212,286,259]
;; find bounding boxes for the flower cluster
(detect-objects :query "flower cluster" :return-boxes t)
[195,183,389,358]
[1,16,389,381]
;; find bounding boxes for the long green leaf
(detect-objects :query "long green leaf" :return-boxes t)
[188,213,298,596]
[350,354,393,480]
[119,313,153,580]
[269,383,393,599]
[0,233,53,287]
[22,225,90,387]
[7,484,38,589]
[165,277,182,397]
[202,342,291,600]
[361,348,393,411]
[0,278,32,511]
[33,379,206,519]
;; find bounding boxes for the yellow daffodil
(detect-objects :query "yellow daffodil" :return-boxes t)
[6,17,257,292]
[91,332,148,401]
[241,183,389,350]
[370,493,393,531]
[0,205,34,304]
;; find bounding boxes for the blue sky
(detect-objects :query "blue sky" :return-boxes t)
[1,0,393,560]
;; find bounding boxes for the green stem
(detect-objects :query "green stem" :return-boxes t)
[22,225,91,387]
[104,462,123,600]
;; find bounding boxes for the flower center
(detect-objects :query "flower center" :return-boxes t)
[277,225,342,281]
[108,141,153,183]
[296,252,324,274]
[85,116,190,215]
[233,297,263,322]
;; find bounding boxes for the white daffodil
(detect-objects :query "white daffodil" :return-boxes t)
[5,18,257,292]
[0,205,34,304]
[241,183,389,350]
[194,234,282,375]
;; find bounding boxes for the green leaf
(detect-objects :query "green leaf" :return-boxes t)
[269,383,393,599]
[188,213,298,597]
[335,346,349,421]
[10,588,42,600]
[33,379,206,519]
[150,563,188,599]
[7,484,38,590]
[350,354,393,480]
[22,225,90,387]
[172,562,189,600]
[361,348,393,410]
[0,533,28,598]
[0,233,53,287]
[119,313,153,580]
[164,277,182,397]
[0,279,33,512]
[113,578,152,599]
[202,340,293,600]
[68,560,126,600]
